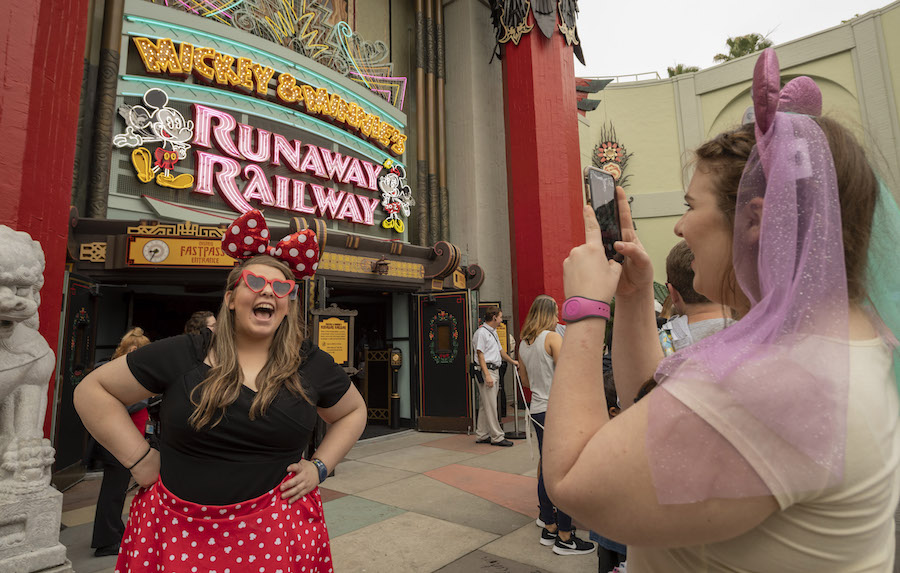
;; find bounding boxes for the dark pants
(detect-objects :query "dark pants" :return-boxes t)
[90,447,131,548]
[498,363,508,418]
[530,411,573,532]
[596,546,627,572]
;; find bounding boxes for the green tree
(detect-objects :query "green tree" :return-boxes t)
[667,64,700,77]
[713,33,773,63]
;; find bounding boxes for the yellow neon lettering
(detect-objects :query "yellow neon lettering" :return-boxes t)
[133,37,183,74]
[233,58,255,91]
[276,73,298,103]
[251,64,276,96]
[192,47,216,81]
[213,53,240,86]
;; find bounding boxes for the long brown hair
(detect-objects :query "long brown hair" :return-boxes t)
[519,295,558,345]
[111,327,150,360]
[189,255,310,429]
[693,117,876,304]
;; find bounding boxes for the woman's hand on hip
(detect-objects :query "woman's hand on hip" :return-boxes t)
[130,448,160,488]
[610,187,655,299]
[565,206,623,302]
[282,459,320,503]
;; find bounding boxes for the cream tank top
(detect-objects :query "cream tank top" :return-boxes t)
[518,330,555,415]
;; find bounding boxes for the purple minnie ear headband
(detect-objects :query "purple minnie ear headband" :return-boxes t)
[743,50,822,125]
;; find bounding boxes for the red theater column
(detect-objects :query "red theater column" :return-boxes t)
[0,1,90,437]
[502,26,584,329]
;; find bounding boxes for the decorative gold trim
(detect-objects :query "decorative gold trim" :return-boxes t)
[367,350,391,361]
[126,221,225,239]
[79,242,107,263]
[320,253,424,279]
[367,408,389,420]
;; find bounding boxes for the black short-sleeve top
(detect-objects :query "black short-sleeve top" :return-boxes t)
[126,328,350,505]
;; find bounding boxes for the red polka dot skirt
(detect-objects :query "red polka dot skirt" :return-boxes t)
[115,475,333,572]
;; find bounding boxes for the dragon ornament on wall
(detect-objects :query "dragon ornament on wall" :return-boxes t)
[488,0,584,64]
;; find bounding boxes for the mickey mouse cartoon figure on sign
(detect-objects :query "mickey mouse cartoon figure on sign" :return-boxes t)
[378,159,414,233]
[113,88,195,190]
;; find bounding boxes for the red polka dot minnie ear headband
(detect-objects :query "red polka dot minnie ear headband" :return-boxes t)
[221,209,320,280]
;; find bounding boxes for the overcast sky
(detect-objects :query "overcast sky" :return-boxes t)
[575,0,891,79]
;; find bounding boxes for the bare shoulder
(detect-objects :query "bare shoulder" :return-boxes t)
[545,330,563,354]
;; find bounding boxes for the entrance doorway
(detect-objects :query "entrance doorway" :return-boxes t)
[325,288,404,439]
[131,291,222,340]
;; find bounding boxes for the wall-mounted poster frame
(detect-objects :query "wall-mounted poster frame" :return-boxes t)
[311,304,358,375]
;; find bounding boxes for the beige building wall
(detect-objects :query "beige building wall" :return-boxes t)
[577,81,685,283]
[579,0,900,283]
[444,0,513,316]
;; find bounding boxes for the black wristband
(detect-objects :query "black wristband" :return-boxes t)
[311,458,328,483]
[127,447,152,471]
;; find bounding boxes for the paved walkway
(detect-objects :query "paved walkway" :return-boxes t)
[60,424,599,572]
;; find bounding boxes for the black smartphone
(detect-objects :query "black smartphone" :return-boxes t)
[584,166,623,262]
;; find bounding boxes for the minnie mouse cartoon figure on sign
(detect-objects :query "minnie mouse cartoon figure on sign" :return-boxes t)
[378,159,414,233]
[113,88,195,190]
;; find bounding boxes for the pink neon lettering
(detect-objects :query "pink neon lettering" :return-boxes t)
[273,175,291,209]
[237,124,271,163]
[343,158,367,189]
[292,180,317,214]
[272,134,303,171]
[311,184,346,219]
[242,164,275,206]
[192,104,242,159]
[362,161,383,192]
[358,195,380,226]
[300,145,327,178]
[319,148,352,183]
[194,150,250,212]
[337,192,364,223]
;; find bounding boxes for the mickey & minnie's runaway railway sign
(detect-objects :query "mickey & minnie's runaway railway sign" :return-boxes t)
[113,35,412,233]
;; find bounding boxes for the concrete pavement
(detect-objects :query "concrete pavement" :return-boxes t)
[60,426,600,572]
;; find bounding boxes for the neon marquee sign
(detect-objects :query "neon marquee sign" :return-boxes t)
[132,37,407,156]
[192,104,386,226]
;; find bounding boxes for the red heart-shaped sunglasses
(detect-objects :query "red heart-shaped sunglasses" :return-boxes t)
[235,270,298,299]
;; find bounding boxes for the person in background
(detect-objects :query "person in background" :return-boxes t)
[183,310,216,334]
[473,306,518,446]
[497,324,513,419]
[90,327,151,557]
[658,240,734,356]
[519,295,597,556]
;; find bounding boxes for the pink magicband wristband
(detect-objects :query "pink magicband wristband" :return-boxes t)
[561,296,611,323]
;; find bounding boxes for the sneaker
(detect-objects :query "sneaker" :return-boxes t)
[475,437,491,444]
[491,439,514,447]
[535,517,546,528]
[553,533,596,556]
[611,561,627,573]
[540,527,558,546]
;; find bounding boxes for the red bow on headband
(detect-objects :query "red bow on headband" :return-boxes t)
[221,210,320,279]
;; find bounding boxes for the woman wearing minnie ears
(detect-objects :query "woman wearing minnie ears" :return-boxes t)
[543,49,900,571]
[75,210,366,572]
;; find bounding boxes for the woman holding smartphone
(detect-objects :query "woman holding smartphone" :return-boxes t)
[542,49,900,571]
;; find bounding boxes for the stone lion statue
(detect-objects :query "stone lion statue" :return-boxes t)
[0,226,56,495]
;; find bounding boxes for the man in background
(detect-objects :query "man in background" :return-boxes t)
[473,306,517,446]
[659,240,734,354]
